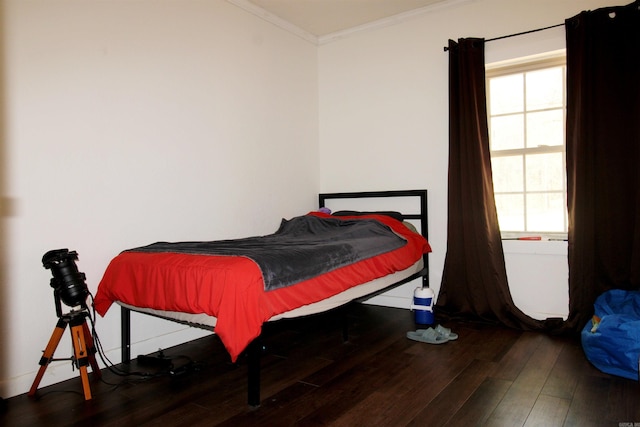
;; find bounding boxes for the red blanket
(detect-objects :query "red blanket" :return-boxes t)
[93,212,431,361]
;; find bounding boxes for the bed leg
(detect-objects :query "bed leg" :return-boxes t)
[342,310,349,342]
[121,306,131,364]
[247,336,261,408]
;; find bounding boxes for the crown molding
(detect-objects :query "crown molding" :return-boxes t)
[317,0,476,45]
[227,0,476,46]
[227,0,319,45]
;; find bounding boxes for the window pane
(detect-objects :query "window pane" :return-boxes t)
[492,155,523,192]
[526,153,563,191]
[490,74,523,115]
[526,193,566,232]
[491,114,524,150]
[495,194,524,231]
[487,56,567,235]
[526,67,563,110]
[526,110,564,148]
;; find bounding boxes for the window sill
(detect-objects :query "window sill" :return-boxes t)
[502,239,567,255]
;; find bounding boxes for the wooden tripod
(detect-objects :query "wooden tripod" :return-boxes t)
[28,309,101,400]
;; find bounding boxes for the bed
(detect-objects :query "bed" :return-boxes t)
[93,189,431,406]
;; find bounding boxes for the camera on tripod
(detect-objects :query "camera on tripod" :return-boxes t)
[30,248,100,400]
[42,249,89,317]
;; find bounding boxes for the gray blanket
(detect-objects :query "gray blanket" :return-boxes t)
[127,215,406,291]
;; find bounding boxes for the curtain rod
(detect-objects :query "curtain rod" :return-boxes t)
[443,22,565,51]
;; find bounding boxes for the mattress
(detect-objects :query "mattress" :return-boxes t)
[117,258,424,328]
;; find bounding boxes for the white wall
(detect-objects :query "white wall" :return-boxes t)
[318,0,621,314]
[0,0,318,398]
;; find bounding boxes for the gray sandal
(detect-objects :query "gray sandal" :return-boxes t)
[406,327,450,344]
[416,324,458,341]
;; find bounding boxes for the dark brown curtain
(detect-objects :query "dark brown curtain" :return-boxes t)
[435,38,545,330]
[564,1,640,331]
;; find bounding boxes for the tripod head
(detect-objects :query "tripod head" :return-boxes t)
[43,249,89,318]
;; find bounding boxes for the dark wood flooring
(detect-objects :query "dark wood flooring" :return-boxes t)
[2,304,639,426]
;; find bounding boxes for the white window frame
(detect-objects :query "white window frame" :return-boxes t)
[486,53,568,240]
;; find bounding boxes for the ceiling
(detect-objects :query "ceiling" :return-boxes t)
[229,0,456,42]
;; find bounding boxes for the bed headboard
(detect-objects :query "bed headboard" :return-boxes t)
[318,189,429,287]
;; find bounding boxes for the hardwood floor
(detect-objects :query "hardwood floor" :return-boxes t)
[2,304,639,426]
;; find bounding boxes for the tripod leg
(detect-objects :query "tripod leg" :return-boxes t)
[70,322,92,400]
[81,321,101,379]
[28,318,67,397]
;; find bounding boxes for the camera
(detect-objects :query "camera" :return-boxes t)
[42,249,89,315]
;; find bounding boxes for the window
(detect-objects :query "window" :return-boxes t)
[486,54,568,237]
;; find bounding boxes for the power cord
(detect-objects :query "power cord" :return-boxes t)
[85,292,203,385]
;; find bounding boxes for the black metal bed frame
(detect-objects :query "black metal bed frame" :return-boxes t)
[120,189,429,407]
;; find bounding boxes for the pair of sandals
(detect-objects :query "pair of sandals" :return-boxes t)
[406,324,458,344]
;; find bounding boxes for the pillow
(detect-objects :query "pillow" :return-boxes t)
[332,210,404,222]
[402,221,419,235]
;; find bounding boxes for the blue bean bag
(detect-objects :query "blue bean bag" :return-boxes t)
[581,289,640,381]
